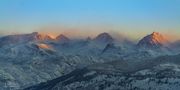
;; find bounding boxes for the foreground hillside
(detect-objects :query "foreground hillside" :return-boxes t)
[25,54,180,90]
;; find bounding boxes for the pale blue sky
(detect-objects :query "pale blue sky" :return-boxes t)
[0,0,179,39]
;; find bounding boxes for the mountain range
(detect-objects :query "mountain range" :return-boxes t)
[0,32,179,90]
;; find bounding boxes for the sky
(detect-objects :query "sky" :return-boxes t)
[0,0,180,40]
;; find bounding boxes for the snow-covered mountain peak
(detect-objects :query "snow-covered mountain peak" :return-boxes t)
[152,32,160,35]
[137,32,169,49]
[33,32,55,40]
[94,32,114,43]
[56,34,70,42]
[151,32,168,43]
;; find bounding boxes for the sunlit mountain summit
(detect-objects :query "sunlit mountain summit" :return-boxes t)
[137,32,170,49]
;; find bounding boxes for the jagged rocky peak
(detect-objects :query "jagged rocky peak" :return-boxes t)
[10,32,55,41]
[31,32,55,40]
[42,34,56,40]
[137,32,169,48]
[94,32,114,43]
[56,34,70,42]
